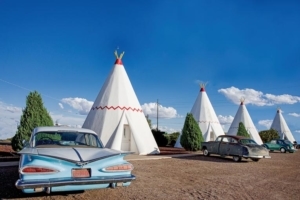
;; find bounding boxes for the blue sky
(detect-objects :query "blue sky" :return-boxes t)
[0,0,300,142]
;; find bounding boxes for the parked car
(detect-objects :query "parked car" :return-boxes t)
[15,126,135,194]
[263,139,297,153]
[201,135,271,162]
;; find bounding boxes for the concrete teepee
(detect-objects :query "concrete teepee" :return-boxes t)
[227,99,263,144]
[190,84,224,141]
[82,50,159,155]
[270,108,296,143]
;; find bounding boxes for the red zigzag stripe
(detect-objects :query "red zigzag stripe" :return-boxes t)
[91,106,143,112]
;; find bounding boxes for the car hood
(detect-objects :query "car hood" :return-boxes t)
[19,147,130,162]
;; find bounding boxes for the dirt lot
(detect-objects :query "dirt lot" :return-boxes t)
[1,148,299,200]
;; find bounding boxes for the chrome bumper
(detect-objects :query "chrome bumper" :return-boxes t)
[15,175,135,189]
[243,155,271,159]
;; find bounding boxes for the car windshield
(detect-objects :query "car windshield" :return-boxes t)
[33,131,103,148]
[239,139,257,145]
[283,140,292,145]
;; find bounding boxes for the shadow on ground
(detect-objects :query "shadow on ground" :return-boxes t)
[0,166,85,199]
[173,154,252,163]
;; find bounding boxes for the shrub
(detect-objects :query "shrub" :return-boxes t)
[152,130,169,147]
[180,113,203,151]
[237,122,250,137]
[168,132,180,147]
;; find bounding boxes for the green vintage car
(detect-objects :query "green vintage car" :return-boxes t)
[263,139,296,153]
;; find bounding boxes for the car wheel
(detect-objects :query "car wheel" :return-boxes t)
[233,156,241,162]
[251,158,260,162]
[203,149,210,156]
[280,148,286,153]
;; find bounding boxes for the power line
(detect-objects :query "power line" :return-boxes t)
[0,78,61,102]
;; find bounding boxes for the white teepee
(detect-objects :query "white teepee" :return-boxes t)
[190,84,224,141]
[270,109,296,143]
[82,51,160,155]
[174,132,182,148]
[227,99,263,144]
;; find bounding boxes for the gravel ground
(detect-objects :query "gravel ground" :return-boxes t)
[1,149,299,200]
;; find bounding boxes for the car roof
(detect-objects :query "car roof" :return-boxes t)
[33,126,97,135]
[217,135,250,140]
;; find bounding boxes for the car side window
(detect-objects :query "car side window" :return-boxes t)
[216,137,222,142]
[89,134,98,147]
[231,138,238,143]
[85,134,90,145]
[222,137,230,142]
[270,140,276,144]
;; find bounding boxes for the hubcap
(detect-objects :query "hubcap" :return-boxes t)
[204,150,208,155]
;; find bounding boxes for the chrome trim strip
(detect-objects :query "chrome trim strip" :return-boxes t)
[243,155,271,159]
[15,175,136,189]
[21,153,123,165]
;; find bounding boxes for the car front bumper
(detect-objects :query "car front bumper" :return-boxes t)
[243,155,271,159]
[15,174,136,190]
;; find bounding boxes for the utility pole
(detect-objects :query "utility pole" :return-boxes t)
[156,99,159,131]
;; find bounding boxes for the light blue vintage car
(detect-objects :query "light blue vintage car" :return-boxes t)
[15,126,135,194]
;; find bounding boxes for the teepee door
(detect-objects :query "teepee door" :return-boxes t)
[121,125,131,151]
[210,131,215,141]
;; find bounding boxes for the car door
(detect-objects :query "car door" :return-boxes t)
[209,137,222,154]
[219,136,230,156]
[268,140,277,150]
[228,138,241,156]
[277,140,284,150]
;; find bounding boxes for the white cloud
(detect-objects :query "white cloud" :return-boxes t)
[217,115,234,124]
[5,106,22,113]
[218,86,300,106]
[61,97,93,115]
[151,125,181,133]
[58,103,64,109]
[141,103,180,119]
[0,101,23,139]
[258,120,273,129]
[295,130,300,133]
[288,113,300,117]
[50,112,85,128]
[0,101,87,139]
[265,94,300,105]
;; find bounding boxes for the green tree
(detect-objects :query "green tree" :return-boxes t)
[180,113,203,151]
[11,91,53,151]
[237,122,250,137]
[259,129,280,143]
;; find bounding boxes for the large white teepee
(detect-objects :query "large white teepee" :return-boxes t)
[190,84,224,141]
[174,132,182,148]
[270,109,296,143]
[227,99,263,144]
[82,51,160,155]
